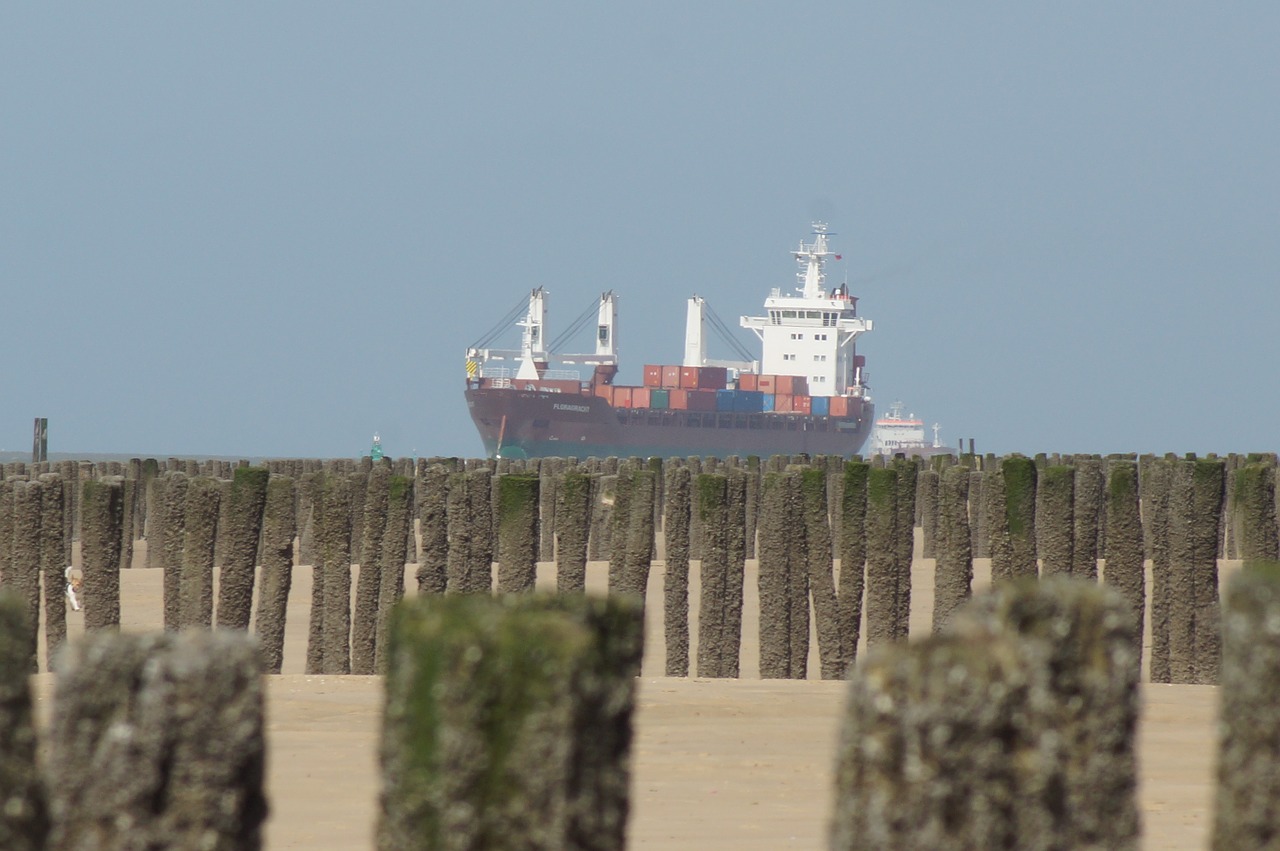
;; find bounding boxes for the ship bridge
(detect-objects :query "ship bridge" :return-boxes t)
[740,223,872,397]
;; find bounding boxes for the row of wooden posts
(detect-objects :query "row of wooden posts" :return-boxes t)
[6,564,1280,849]
[1,451,1278,686]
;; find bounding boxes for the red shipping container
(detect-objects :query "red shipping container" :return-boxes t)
[632,387,651,408]
[594,383,613,399]
[793,395,812,415]
[643,365,662,388]
[757,375,777,393]
[661,365,682,388]
[699,366,728,390]
[738,373,759,391]
[678,366,700,389]
[687,390,718,412]
[668,389,689,410]
[829,395,850,417]
[774,394,794,413]
[612,387,633,409]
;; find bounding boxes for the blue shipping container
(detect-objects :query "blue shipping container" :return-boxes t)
[811,396,830,417]
[733,390,765,413]
[716,389,736,412]
[762,394,775,412]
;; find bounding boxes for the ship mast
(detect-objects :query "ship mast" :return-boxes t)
[795,222,833,298]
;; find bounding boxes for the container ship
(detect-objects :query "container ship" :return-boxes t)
[866,401,952,460]
[464,224,876,460]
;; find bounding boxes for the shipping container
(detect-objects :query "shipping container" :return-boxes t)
[680,365,728,390]
[716,389,736,412]
[612,387,633,409]
[687,390,718,412]
[632,387,651,409]
[774,375,809,396]
[650,389,670,410]
[829,396,850,417]
[643,365,662,388]
[774,394,793,413]
[757,374,777,394]
[762,394,775,412]
[739,373,759,391]
[668,389,689,410]
[594,383,613,400]
[662,365,682,388]
[811,396,830,417]
[793,395,812,415]
[733,390,765,413]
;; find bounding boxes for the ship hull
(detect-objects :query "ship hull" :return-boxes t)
[466,387,874,460]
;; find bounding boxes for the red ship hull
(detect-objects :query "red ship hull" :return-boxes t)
[465,385,875,460]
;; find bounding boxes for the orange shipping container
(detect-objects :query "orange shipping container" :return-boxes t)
[661,365,682,388]
[775,375,809,396]
[829,395,850,417]
[643,365,662,387]
[594,383,613,399]
[757,375,777,394]
[774,394,794,413]
[612,387,633,409]
[632,387,651,408]
[668,389,689,410]
[793,395,812,415]
[739,373,759,391]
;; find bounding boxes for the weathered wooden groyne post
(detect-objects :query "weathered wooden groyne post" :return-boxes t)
[663,463,691,676]
[496,473,540,594]
[178,476,221,630]
[80,476,123,632]
[554,469,592,593]
[0,594,46,851]
[255,474,297,674]
[864,466,899,647]
[1073,457,1105,579]
[695,473,731,678]
[216,466,269,630]
[377,594,642,851]
[931,464,972,633]
[1037,464,1075,576]
[375,475,414,675]
[802,466,842,679]
[1213,562,1280,849]
[47,632,266,850]
[415,465,450,594]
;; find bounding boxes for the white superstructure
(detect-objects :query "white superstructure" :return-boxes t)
[740,223,873,398]
[868,401,943,455]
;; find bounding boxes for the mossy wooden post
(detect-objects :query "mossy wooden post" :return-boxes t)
[1104,460,1145,666]
[159,471,189,631]
[555,470,592,593]
[137,457,158,544]
[307,474,350,674]
[757,472,793,678]
[801,468,841,679]
[1144,457,1174,682]
[215,467,269,630]
[445,471,471,594]
[352,467,392,675]
[663,465,691,676]
[38,474,68,661]
[932,466,972,633]
[375,475,413,675]
[607,470,634,595]
[0,479,13,596]
[1233,463,1279,562]
[837,462,869,675]
[48,632,266,850]
[985,465,1012,581]
[0,594,47,850]
[8,483,41,672]
[1037,465,1075,576]
[497,474,540,594]
[588,474,614,562]
[969,469,987,558]
[1002,456,1038,579]
[255,474,296,674]
[537,459,558,561]
[918,469,940,559]
[415,465,449,594]
[1190,459,1226,684]
[377,594,643,851]
[80,477,123,632]
[944,578,1141,851]
[1073,458,1104,580]
[865,467,900,647]
[830,633,1034,850]
[466,471,495,594]
[696,474,729,678]
[1212,562,1280,849]
[177,477,220,630]
[892,459,918,641]
[625,469,657,608]
[744,456,761,559]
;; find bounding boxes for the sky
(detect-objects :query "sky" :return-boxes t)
[2,4,1278,460]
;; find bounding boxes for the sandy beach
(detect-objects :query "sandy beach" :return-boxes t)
[30,540,1226,849]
